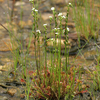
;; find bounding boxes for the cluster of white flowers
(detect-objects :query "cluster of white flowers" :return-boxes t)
[36,30,41,34]
[32,8,38,12]
[30,2,72,34]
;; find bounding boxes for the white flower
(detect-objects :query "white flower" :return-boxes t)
[53,28,57,31]
[53,28,60,31]
[49,16,53,19]
[58,13,62,16]
[67,27,69,31]
[36,30,41,33]
[62,15,66,19]
[29,0,33,1]
[69,3,72,6]
[43,24,47,27]
[32,8,35,11]
[55,32,59,35]
[51,7,55,11]
[35,9,38,12]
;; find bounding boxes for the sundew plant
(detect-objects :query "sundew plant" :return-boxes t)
[18,1,90,100]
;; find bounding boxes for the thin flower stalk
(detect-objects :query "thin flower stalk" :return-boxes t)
[33,31,39,75]
[64,5,70,73]
[32,9,39,73]
[43,24,48,86]
[51,7,57,27]
[36,30,41,72]
[26,7,37,64]
[58,14,63,99]
[32,9,40,76]
[54,32,59,82]
[54,29,58,67]
[49,17,53,74]
[35,9,38,29]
